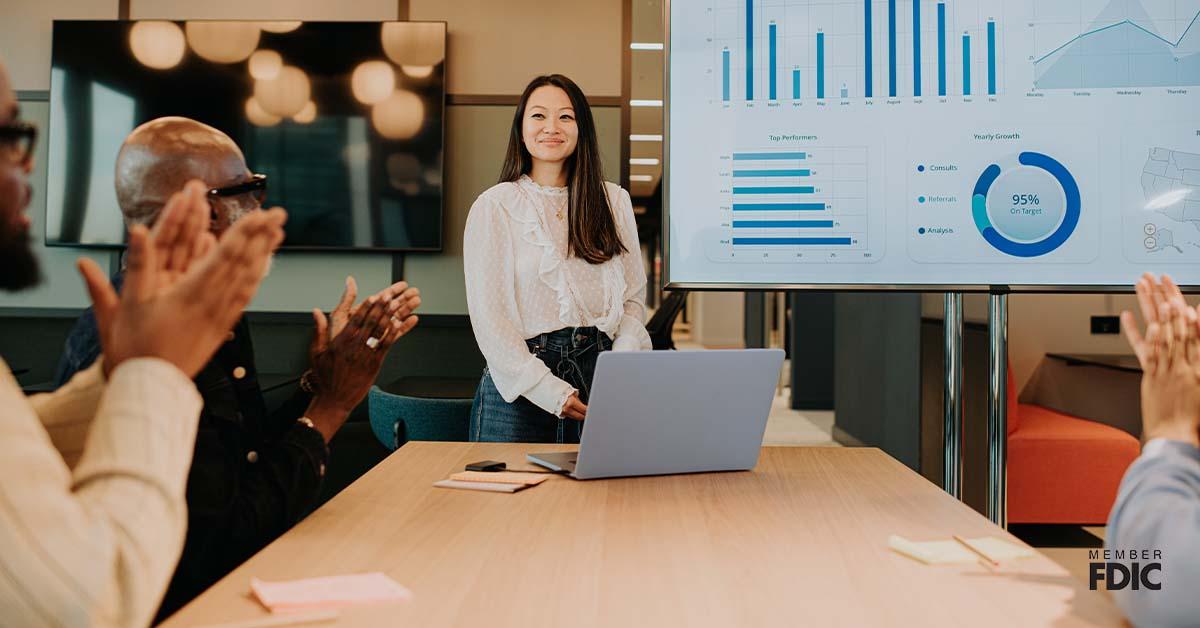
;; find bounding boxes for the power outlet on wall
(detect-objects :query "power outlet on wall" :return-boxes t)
[1091,315,1120,335]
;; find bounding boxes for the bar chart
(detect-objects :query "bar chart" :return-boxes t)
[715,147,874,262]
[711,0,1002,103]
[671,0,1200,286]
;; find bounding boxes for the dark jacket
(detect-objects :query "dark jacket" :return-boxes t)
[53,273,329,621]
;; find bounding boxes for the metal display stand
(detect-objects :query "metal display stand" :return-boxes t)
[942,293,964,500]
[987,292,1009,527]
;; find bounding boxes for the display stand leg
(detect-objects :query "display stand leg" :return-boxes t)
[943,292,963,500]
[987,292,1009,527]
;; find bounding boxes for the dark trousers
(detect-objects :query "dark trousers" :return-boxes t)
[470,327,612,443]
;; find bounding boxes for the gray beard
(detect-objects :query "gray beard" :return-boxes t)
[228,207,275,278]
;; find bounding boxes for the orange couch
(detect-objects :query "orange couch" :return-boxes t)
[1007,368,1141,524]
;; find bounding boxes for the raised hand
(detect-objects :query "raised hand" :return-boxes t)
[78,180,285,378]
[303,279,422,441]
[1122,273,1200,447]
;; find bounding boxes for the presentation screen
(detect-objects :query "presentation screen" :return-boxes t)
[666,0,1200,290]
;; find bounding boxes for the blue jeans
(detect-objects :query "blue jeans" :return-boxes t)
[470,327,613,443]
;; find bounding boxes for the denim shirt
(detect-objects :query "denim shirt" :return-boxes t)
[53,272,329,620]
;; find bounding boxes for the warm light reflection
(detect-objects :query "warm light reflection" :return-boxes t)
[259,21,302,33]
[248,50,282,80]
[401,65,434,79]
[186,21,261,63]
[293,101,317,124]
[129,21,186,70]
[351,61,396,105]
[254,65,311,118]
[381,22,445,66]
[372,90,425,140]
[245,97,281,126]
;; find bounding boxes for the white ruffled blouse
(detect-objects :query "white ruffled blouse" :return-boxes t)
[463,175,652,417]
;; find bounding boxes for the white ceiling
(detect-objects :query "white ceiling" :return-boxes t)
[630,0,664,198]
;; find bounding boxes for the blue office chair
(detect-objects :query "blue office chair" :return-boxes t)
[367,386,473,450]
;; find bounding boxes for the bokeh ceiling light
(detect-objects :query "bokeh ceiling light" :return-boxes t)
[351,61,396,105]
[248,50,283,80]
[129,21,186,70]
[259,21,302,33]
[293,101,317,124]
[401,65,434,79]
[371,90,425,140]
[254,65,311,118]
[380,22,445,66]
[186,21,261,63]
[245,97,281,127]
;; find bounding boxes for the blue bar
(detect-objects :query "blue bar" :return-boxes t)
[963,34,971,95]
[723,48,731,101]
[864,0,873,98]
[792,68,801,99]
[733,203,827,211]
[733,237,853,245]
[937,3,946,96]
[769,22,777,100]
[733,220,834,228]
[746,0,754,100]
[817,32,825,99]
[987,21,996,95]
[840,85,849,98]
[733,152,806,160]
[733,169,811,177]
[888,0,897,97]
[733,186,816,194]
[913,0,921,96]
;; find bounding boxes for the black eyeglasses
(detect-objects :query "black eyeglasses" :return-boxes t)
[0,122,37,165]
[208,173,268,205]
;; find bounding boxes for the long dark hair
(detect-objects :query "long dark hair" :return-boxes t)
[499,74,626,264]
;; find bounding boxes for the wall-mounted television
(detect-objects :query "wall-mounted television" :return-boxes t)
[46,20,446,252]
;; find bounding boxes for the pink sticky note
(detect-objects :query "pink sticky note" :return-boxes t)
[250,572,412,612]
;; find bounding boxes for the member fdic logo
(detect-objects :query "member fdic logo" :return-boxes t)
[1088,549,1162,591]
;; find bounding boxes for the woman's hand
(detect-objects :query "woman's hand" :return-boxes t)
[561,393,588,421]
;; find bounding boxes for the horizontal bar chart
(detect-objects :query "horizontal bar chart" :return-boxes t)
[733,186,816,194]
[733,237,854,246]
[733,220,835,228]
[733,169,811,177]
[733,152,806,160]
[732,203,827,211]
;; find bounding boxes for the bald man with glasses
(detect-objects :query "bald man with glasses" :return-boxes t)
[54,116,424,620]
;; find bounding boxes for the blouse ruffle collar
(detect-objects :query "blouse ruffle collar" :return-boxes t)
[511,176,624,334]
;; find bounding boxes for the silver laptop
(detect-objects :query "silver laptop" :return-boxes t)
[528,349,785,479]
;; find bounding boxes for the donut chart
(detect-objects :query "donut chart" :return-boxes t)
[971,152,1081,258]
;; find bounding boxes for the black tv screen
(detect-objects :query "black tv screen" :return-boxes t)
[46,20,445,251]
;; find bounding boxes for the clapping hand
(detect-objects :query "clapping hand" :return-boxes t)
[302,277,422,441]
[78,180,285,379]
[1121,273,1200,447]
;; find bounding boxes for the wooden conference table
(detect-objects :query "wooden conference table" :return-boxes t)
[166,443,1124,627]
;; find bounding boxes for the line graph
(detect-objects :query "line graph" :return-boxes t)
[1033,3,1200,89]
